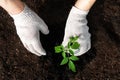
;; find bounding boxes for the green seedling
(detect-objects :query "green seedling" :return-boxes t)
[55,36,80,72]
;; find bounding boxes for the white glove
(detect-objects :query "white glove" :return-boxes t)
[62,6,91,56]
[10,5,49,56]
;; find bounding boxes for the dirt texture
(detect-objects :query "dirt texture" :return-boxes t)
[0,0,120,80]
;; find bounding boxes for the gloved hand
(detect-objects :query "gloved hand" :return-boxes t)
[10,5,49,56]
[62,6,91,56]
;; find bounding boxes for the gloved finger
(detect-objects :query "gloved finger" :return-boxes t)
[74,41,91,56]
[74,45,87,56]
[88,40,91,50]
[32,40,46,56]
[28,44,42,56]
[38,21,49,35]
[23,43,30,50]
[23,43,41,56]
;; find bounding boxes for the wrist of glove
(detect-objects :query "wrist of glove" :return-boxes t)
[10,4,49,56]
[62,6,91,56]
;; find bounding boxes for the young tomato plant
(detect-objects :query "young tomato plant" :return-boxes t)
[54,36,80,72]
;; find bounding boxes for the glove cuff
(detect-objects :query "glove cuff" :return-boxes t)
[9,4,41,26]
[70,6,89,16]
[9,4,31,20]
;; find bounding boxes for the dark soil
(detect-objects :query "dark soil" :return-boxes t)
[0,0,120,80]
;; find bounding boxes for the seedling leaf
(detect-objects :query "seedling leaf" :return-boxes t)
[70,36,79,42]
[55,45,64,53]
[62,51,66,58]
[60,57,68,65]
[71,42,80,49]
[69,49,74,55]
[70,56,79,61]
[67,42,71,48]
[68,60,76,72]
